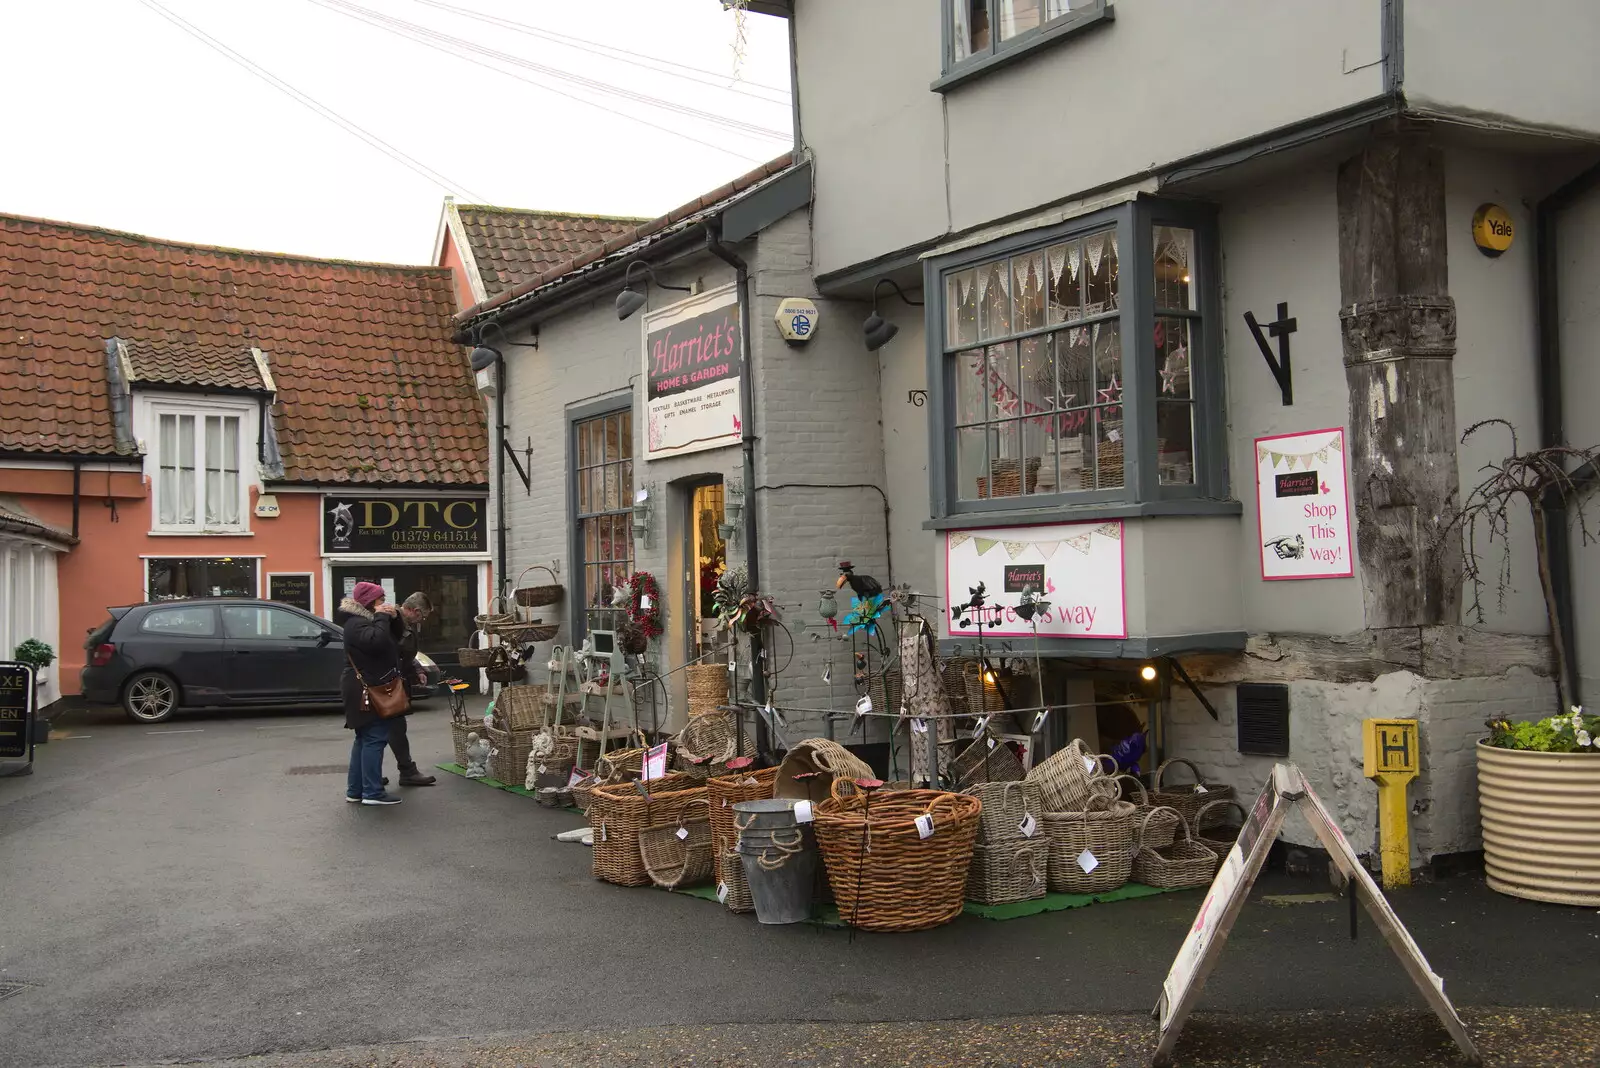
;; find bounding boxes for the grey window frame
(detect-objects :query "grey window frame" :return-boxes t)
[924,196,1225,524]
[935,0,1114,93]
[565,393,635,642]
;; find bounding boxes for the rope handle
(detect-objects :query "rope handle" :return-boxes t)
[1154,757,1206,792]
[677,797,711,830]
[1192,798,1248,833]
[754,827,807,870]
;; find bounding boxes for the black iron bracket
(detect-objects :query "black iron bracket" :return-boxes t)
[501,434,532,494]
[908,389,928,407]
[1166,656,1219,721]
[1243,302,1297,406]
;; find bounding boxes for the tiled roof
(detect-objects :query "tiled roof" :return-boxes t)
[0,213,487,485]
[455,207,647,299]
[123,339,266,392]
[0,495,76,547]
[456,152,797,330]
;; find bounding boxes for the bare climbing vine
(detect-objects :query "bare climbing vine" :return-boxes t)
[728,0,750,76]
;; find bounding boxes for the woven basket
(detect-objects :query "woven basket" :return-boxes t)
[674,711,737,779]
[495,685,544,732]
[589,775,707,887]
[1114,773,1179,849]
[1131,806,1220,890]
[534,786,571,809]
[1044,797,1137,895]
[708,765,779,858]
[952,730,1026,789]
[1027,739,1100,813]
[596,746,644,783]
[776,738,874,801]
[1097,439,1125,488]
[485,724,539,785]
[640,802,715,890]
[526,742,577,792]
[686,663,729,718]
[514,565,564,608]
[451,719,479,766]
[458,631,496,668]
[976,456,1043,499]
[571,773,600,814]
[491,621,559,645]
[868,669,903,718]
[1149,758,1235,824]
[474,595,517,630]
[719,847,755,913]
[814,786,981,932]
[966,840,1048,906]
[1192,798,1248,856]
[554,729,601,772]
[964,779,1043,844]
[941,659,973,716]
[963,662,1008,714]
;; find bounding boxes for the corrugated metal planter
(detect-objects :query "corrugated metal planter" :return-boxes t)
[1478,740,1600,905]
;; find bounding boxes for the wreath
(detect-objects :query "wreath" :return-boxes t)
[626,571,663,640]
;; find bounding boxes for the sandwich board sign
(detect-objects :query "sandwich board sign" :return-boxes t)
[1152,763,1480,1067]
[0,661,36,777]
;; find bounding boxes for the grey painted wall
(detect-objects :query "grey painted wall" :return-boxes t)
[1405,1,1600,139]
[1558,182,1600,705]
[874,305,941,603]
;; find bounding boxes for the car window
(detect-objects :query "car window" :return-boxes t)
[221,605,325,640]
[139,606,218,637]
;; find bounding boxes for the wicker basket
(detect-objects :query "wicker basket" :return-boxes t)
[963,662,1008,714]
[964,779,1043,844]
[1027,739,1099,813]
[814,786,981,932]
[868,669,902,718]
[1114,773,1179,849]
[952,730,1026,789]
[719,847,755,913]
[514,565,564,608]
[1044,797,1137,895]
[640,801,715,890]
[589,775,707,887]
[571,773,600,814]
[967,840,1048,906]
[674,711,737,779]
[1131,806,1220,890]
[491,621,559,645]
[458,631,496,668]
[1097,439,1125,488]
[976,456,1043,499]
[941,659,973,716]
[534,786,571,809]
[686,663,729,718]
[495,685,544,732]
[776,738,874,801]
[485,724,539,785]
[474,595,517,630]
[1192,798,1248,856]
[1149,758,1235,824]
[708,765,779,858]
[526,741,577,792]
[451,719,479,766]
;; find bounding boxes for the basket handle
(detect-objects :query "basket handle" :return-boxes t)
[1090,753,1117,777]
[1140,805,1191,845]
[1154,757,1204,791]
[516,564,558,589]
[678,796,711,827]
[1111,773,1149,805]
[1192,798,1248,832]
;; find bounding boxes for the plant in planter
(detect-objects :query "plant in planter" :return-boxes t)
[1443,420,1600,904]
[14,639,54,682]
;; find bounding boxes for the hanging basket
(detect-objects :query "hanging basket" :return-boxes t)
[1043,796,1137,896]
[941,659,973,717]
[966,839,1048,906]
[639,800,715,890]
[514,565,565,608]
[475,594,517,630]
[1131,806,1220,890]
[686,663,729,718]
[1148,758,1235,825]
[589,775,706,887]
[458,630,496,668]
[867,669,903,718]
[491,621,559,645]
[775,738,874,801]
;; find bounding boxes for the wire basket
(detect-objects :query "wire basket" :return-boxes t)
[1149,759,1235,824]
[775,738,874,801]
[1044,797,1137,895]
[966,839,1048,906]
[639,801,714,890]
[964,779,1044,844]
[952,730,1026,789]
[814,786,981,932]
[589,775,706,887]
[514,565,564,608]
[1131,806,1220,890]
[686,663,729,718]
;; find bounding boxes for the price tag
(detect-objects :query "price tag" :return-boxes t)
[793,800,814,824]
[716,882,730,904]
[856,695,873,715]
[987,737,997,750]
[642,741,669,780]
[537,764,548,775]
[1032,711,1049,733]
[727,652,736,673]
[1019,813,1038,838]
[1195,783,1209,794]
[600,822,609,842]
[1082,756,1096,775]
[675,826,689,841]
[1076,849,1099,874]
[640,594,654,611]
[914,813,935,839]
[911,717,928,734]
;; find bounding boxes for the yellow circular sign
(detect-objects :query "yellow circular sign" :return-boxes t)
[1472,203,1515,257]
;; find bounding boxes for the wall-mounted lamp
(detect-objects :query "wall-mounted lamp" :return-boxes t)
[631,486,654,550]
[719,478,745,545]
[616,260,692,321]
[862,278,924,352]
[469,321,537,397]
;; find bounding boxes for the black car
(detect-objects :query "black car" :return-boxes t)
[80,598,441,724]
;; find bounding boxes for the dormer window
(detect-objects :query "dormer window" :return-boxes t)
[152,404,248,533]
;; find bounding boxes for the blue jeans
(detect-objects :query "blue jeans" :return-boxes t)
[348,721,391,800]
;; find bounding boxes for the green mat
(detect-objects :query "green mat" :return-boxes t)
[674,883,848,928]
[436,762,585,813]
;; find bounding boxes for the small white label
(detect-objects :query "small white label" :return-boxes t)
[717,882,730,903]
[1108,428,1122,443]
[856,695,873,714]
[793,800,814,824]
[1019,813,1038,838]
[1032,711,1049,733]
[987,737,997,750]
[1082,756,1096,774]
[675,826,689,841]
[1195,783,1209,794]
[640,594,654,611]
[537,764,547,775]
[911,717,928,734]
[1076,849,1099,874]
[914,813,935,839]
[600,823,609,842]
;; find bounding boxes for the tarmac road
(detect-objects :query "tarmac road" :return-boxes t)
[2,701,1597,1068]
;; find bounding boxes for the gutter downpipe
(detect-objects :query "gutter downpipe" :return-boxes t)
[71,461,81,541]
[704,220,769,756]
[495,348,508,605]
[1536,159,1600,707]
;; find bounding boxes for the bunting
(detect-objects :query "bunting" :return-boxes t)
[948,523,1121,561]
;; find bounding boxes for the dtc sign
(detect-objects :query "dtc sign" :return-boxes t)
[322,496,487,554]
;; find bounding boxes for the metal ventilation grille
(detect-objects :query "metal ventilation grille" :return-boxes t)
[1236,683,1290,757]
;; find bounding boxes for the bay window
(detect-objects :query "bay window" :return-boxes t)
[927,198,1222,521]
[154,408,246,532]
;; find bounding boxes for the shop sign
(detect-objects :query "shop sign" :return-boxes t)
[0,661,34,762]
[641,285,742,460]
[267,573,314,612]
[944,520,1126,639]
[1471,203,1515,258]
[322,496,486,554]
[1254,428,1353,581]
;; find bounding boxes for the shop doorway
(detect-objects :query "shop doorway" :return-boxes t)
[684,480,727,667]
[330,564,478,666]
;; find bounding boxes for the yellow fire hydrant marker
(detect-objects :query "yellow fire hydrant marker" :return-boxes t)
[1363,718,1420,888]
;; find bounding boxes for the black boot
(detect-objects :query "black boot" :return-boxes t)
[399,763,436,787]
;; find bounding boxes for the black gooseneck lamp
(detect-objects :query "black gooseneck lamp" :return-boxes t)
[616,260,692,321]
[862,278,925,352]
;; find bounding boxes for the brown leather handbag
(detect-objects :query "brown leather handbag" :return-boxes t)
[349,657,411,719]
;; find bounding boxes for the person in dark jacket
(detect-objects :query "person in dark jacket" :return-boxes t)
[389,592,436,786]
[340,581,404,806]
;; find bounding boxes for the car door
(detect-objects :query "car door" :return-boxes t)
[129,605,226,703]
[221,604,341,703]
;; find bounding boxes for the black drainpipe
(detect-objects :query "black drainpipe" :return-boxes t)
[71,461,81,540]
[1536,159,1600,707]
[704,221,768,752]
[495,351,508,602]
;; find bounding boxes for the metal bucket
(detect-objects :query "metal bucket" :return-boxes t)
[733,799,817,924]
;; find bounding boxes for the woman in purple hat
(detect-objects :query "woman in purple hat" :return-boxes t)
[339,581,404,805]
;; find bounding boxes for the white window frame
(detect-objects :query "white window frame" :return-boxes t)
[144,398,255,534]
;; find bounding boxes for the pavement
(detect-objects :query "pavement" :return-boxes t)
[2,698,1598,1068]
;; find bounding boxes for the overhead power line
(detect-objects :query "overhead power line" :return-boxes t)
[134,0,489,202]
[407,0,792,102]
[314,0,789,143]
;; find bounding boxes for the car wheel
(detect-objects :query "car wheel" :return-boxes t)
[123,672,179,724]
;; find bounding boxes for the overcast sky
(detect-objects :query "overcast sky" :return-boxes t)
[1,0,791,265]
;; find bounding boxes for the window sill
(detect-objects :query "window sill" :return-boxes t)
[932,5,1114,94]
[147,529,255,537]
[923,498,1242,530]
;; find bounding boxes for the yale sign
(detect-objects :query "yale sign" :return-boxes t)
[774,297,819,344]
[1471,203,1515,258]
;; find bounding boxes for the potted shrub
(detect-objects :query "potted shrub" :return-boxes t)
[1448,421,1600,904]
[14,639,54,687]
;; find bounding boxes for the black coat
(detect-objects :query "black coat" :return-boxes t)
[336,597,407,730]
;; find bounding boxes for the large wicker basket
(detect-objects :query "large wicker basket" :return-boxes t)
[977,456,1043,499]
[708,764,779,858]
[1027,738,1100,813]
[941,659,972,717]
[495,684,544,732]
[775,738,874,800]
[451,719,479,766]
[814,786,981,932]
[1113,773,1179,849]
[967,839,1048,906]
[485,724,538,785]
[674,711,737,779]
[1148,758,1235,824]
[952,730,1026,788]
[1131,806,1219,890]
[1191,797,1249,857]
[639,800,714,890]
[589,774,706,887]
[1044,797,1136,895]
[686,663,729,718]
[964,779,1043,844]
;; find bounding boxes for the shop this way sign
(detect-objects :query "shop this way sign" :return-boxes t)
[322,496,486,554]
[945,520,1126,638]
[1254,427,1353,581]
[642,285,743,460]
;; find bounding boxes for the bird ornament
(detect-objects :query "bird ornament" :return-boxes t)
[464,732,491,779]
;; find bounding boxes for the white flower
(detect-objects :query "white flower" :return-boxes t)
[1573,705,1586,716]
[1579,730,1593,748]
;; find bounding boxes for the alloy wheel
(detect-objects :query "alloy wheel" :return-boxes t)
[126,675,177,723]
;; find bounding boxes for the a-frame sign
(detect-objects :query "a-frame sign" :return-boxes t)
[1152,763,1481,1067]
[0,661,35,777]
